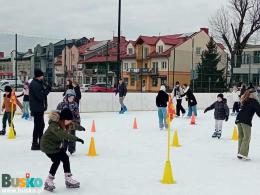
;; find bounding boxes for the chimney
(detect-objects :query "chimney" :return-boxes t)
[200,28,209,35]
[28,49,32,54]
[0,52,4,58]
[89,37,95,42]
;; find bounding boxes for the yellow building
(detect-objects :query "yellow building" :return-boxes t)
[122,28,227,92]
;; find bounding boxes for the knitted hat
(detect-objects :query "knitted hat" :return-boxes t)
[60,108,73,120]
[65,89,76,97]
[34,69,44,77]
[4,85,12,93]
[217,93,224,100]
[160,85,166,91]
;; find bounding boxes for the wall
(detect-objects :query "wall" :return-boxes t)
[0,92,236,114]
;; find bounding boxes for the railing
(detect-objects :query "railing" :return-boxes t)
[127,68,158,75]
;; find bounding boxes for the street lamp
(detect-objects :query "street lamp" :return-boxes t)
[117,0,121,83]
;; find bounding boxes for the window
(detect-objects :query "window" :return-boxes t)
[152,78,158,87]
[158,45,163,53]
[161,61,167,69]
[153,62,158,69]
[128,48,133,55]
[161,77,167,85]
[124,63,128,71]
[254,51,260,64]
[196,47,201,55]
[130,76,135,86]
[143,47,149,58]
[124,78,129,86]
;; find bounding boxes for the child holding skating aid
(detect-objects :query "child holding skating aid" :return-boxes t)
[204,94,229,139]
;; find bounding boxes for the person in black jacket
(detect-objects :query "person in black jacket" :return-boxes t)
[181,84,197,117]
[172,81,185,117]
[235,87,260,160]
[156,85,169,130]
[115,79,127,114]
[29,69,50,150]
[204,94,229,139]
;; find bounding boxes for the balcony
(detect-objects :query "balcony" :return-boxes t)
[127,68,158,75]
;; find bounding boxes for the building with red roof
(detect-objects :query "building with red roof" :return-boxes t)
[121,28,227,92]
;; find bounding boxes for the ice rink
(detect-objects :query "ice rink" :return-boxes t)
[0,110,259,195]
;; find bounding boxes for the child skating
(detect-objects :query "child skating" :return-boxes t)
[204,94,229,139]
[57,89,81,155]
[0,86,23,135]
[40,108,85,192]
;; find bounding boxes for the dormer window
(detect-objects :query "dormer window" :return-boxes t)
[158,45,163,53]
[128,48,133,55]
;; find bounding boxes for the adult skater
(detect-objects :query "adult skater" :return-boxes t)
[115,78,128,114]
[156,85,169,130]
[235,87,260,160]
[172,81,185,117]
[29,69,50,150]
[181,84,197,117]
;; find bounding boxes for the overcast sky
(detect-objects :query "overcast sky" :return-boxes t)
[0,0,229,41]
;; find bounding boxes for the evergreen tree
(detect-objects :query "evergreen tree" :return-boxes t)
[194,37,226,92]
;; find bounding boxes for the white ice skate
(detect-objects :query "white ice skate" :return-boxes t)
[65,173,80,188]
[44,174,55,192]
[237,154,251,161]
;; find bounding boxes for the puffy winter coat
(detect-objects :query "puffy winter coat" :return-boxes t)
[40,111,85,154]
[205,100,229,120]
[236,96,260,126]
[116,83,127,97]
[156,90,169,107]
[181,87,197,107]
[56,100,80,123]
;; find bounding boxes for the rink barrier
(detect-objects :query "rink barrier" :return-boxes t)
[0,92,235,114]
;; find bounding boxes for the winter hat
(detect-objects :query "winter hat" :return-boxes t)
[34,69,44,78]
[160,85,166,91]
[217,93,224,100]
[60,108,73,120]
[4,85,12,93]
[65,89,76,97]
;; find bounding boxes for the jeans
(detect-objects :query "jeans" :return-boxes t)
[176,99,185,116]
[46,150,71,176]
[119,96,125,107]
[158,107,168,129]
[22,101,30,118]
[187,105,197,117]
[32,112,45,145]
[215,120,224,131]
[237,123,251,157]
[2,111,15,129]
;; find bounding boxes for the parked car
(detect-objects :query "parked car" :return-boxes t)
[80,84,91,92]
[88,83,116,93]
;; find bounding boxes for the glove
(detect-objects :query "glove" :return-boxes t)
[204,108,208,113]
[225,116,229,121]
[204,110,207,113]
[76,138,84,144]
[82,127,86,131]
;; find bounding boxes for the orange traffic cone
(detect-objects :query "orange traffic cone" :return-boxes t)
[91,120,96,133]
[190,112,196,125]
[133,117,138,129]
[87,137,97,156]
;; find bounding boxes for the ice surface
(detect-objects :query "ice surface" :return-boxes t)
[0,111,259,195]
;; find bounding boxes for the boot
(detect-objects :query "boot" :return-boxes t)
[31,143,40,150]
[0,129,6,136]
[123,106,127,113]
[212,130,218,138]
[119,107,124,114]
[217,130,222,139]
[65,173,80,188]
[44,174,55,192]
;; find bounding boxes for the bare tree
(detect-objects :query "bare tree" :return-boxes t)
[210,0,260,85]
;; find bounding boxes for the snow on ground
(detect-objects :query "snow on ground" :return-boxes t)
[0,110,259,195]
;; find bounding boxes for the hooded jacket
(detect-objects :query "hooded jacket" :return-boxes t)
[156,90,169,107]
[40,111,84,154]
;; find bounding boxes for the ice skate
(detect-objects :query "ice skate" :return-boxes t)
[212,130,218,138]
[216,130,222,139]
[65,173,80,188]
[44,174,55,192]
[0,129,6,135]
